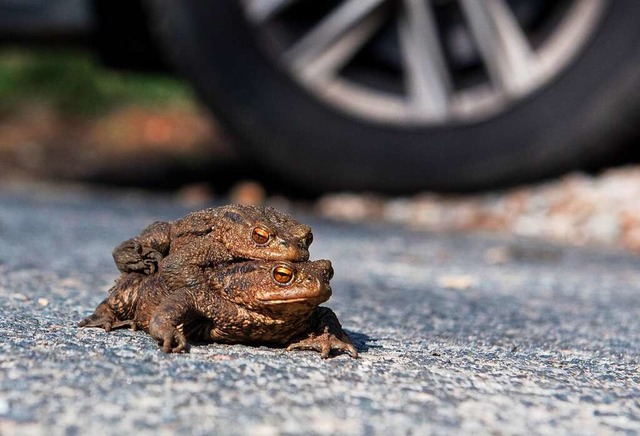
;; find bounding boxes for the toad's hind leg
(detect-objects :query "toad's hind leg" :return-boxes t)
[78,273,145,332]
[113,221,171,274]
[78,299,137,331]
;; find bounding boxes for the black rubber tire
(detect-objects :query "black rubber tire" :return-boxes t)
[147,1,640,193]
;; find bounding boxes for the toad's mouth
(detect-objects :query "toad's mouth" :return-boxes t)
[257,285,332,305]
[282,246,310,262]
[244,247,309,263]
[260,297,312,305]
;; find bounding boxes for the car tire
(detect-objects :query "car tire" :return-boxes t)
[146,0,640,192]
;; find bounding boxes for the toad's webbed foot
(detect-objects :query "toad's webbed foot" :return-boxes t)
[113,239,163,275]
[149,318,190,354]
[78,310,137,332]
[287,327,358,359]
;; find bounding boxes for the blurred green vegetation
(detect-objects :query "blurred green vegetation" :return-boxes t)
[0,48,194,114]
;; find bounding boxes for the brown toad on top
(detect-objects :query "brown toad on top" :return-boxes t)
[79,259,357,359]
[113,205,313,276]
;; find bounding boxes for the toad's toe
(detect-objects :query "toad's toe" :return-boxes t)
[287,331,358,359]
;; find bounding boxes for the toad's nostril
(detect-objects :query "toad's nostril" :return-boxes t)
[299,234,312,249]
[297,230,313,249]
[326,266,334,280]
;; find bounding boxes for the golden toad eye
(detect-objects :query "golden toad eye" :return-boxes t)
[252,227,270,245]
[272,265,294,284]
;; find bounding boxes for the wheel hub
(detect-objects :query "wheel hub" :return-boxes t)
[241,0,610,126]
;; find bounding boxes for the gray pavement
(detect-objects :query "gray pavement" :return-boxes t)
[0,184,639,435]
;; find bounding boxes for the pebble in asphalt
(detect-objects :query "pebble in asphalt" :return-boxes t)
[0,185,639,434]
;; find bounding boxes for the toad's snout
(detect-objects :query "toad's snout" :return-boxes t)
[289,225,313,250]
[298,228,313,250]
[312,259,333,281]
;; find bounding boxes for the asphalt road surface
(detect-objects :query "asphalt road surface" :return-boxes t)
[0,184,639,435]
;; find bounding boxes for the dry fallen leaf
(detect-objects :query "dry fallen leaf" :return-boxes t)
[177,183,215,207]
[212,355,233,361]
[437,275,477,290]
[229,180,266,206]
[485,246,511,265]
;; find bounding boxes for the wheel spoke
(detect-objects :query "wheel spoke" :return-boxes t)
[399,0,452,121]
[459,0,537,95]
[242,0,297,23]
[285,0,387,74]
[240,0,607,125]
[296,10,387,82]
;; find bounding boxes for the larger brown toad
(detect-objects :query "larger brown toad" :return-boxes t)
[79,259,357,359]
[111,205,313,318]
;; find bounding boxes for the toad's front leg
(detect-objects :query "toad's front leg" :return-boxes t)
[286,307,358,359]
[147,290,197,353]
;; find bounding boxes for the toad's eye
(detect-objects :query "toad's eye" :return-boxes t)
[252,227,270,245]
[272,265,294,284]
